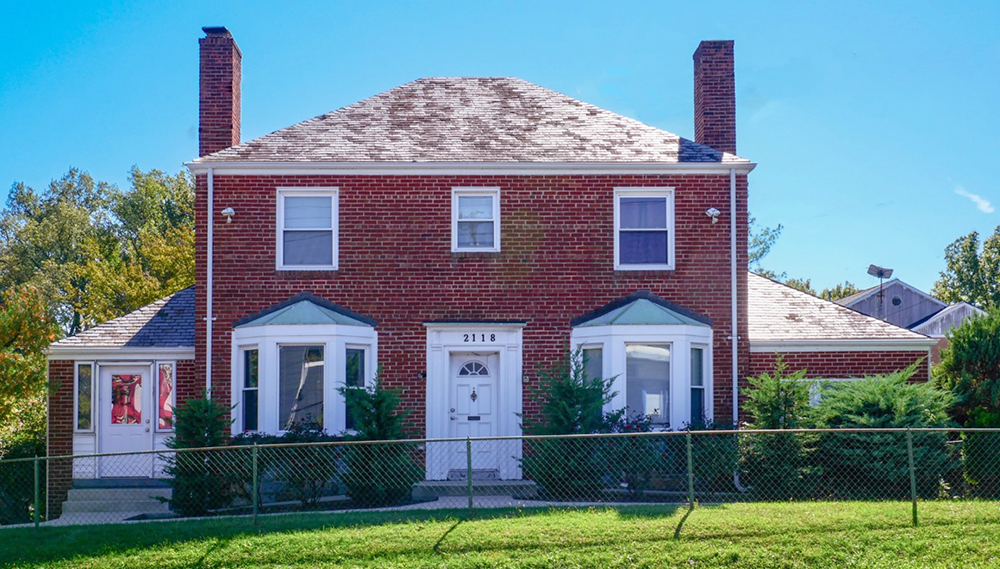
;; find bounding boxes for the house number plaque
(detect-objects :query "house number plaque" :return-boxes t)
[463,333,497,343]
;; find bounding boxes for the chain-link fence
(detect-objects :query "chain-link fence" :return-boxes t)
[3,428,1000,529]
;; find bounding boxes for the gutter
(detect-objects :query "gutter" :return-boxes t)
[206,167,214,393]
[730,168,739,426]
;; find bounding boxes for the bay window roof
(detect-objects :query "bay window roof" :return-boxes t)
[572,291,712,328]
[234,292,377,328]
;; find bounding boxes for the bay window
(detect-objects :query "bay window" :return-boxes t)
[625,344,671,425]
[241,348,259,432]
[279,345,325,429]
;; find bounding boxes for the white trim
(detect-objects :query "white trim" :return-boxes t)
[276,187,339,271]
[729,167,738,425]
[230,322,377,435]
[207,167,214,394]
[237,345,261,432]
[451,187,501,253]
[749,339,938,352]
[425,323,523,480]
[47,347,195,360]
[186,161,757,176]
[571,323,714,429]
[73,361,95,433]
[613,188,675,271]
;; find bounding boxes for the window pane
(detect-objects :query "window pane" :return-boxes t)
[158,364,174,430]
[457,221,495,248]
[626,344,670,425]
[690,388,704,425]
[279,345,324,429]
[243,389,258,432]
[619,231,668,265]
[111,374,142,425]
[283,230,334,266]
[284,196,332,229]
[244,349,259,388]
[77,364,92,430]
[458,196,493,220]
[583,348,602,382]
[620,197,667,229]
[691,348,704,387]
[345,348,365,431]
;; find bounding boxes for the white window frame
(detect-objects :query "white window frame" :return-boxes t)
[341,344,371,434]
[231,323,377,436]
[238,346,261,432]
[571,323,712,430]
[277,343,327,431]
[74,361,95,433]
[689,344,708,425]
[154,360,177,433]
[451,187,501,253]
[614,188,675,271]
[276,187,339,271]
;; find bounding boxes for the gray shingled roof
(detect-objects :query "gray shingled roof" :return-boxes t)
[748,273,930,342]
[192,77,748,164]
[50,287,195,349]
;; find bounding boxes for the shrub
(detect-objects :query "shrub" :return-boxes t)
[520,348,616,499]
[270,422,343,507]
[812,363,958,499]
[0,441,44,525]
[162,393,236,516]
[740,357,818,500]
[934,308,1000,425]
[689,420,740,495]
[602,410,660,498]
[961,410,1000,498]
[339,377,422,507]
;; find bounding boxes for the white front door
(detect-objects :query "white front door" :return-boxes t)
[448,352,499,473]
[99,365,153,477]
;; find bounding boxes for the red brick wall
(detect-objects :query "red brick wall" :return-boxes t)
[694,41,736,155]
[194,173,750,432]
[199,28,241,157]
[748,350,931,382]
[47,360,74,518]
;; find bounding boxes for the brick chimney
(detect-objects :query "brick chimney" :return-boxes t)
[199,27,241,157]
[693,40,736,155]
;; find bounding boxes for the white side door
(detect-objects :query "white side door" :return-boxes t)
[448,352,499,473]
[99,365,153,477]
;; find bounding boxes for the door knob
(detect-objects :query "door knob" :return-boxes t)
[145,427,150,432]
[450,416,456,421]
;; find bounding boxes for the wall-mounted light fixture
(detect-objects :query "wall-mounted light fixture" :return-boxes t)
[221,207,235,223]
[706,207,721,224]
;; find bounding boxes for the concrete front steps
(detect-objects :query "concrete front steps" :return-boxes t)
[412,480,538,500]
[61,479,172,520]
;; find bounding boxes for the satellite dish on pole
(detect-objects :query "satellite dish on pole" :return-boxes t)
[867,264,894,320]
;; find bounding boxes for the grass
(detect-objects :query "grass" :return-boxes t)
[3,501,1000,568]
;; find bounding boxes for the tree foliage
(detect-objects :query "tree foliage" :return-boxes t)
[818,281,860,302]
[749,216,783,272]
[0,167,195,335]
[934,308,1000,426]
[0,285,59,454]
[932,226,1000,310]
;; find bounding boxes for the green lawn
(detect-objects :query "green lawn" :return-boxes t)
[4,502,1000,568]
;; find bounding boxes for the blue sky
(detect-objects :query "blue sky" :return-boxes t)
[2,1,997,292]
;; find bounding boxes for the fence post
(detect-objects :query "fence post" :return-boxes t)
[252,443,259,525]
[466,437,474,516]
[686,432,695,510]
[33,457,40,531]
[906,428,918,527]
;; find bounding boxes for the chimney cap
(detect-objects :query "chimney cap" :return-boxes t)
[202,26,231,37]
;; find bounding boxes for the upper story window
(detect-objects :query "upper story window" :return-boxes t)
[452,188,500,253]
[614,188,675,270]
[277,188,338,270]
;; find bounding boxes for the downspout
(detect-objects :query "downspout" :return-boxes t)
[206,167,214,394]
[730,167,738,426]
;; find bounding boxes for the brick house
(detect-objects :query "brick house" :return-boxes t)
[44,28,934,516]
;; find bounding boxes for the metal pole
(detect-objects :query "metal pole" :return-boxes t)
[252,443,259,525]
[686,432,695,510]
[466,437,474,516]
[33,457,40,531]
[907,429,918,527]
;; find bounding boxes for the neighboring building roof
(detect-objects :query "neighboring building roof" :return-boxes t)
[191,77,749,165]
[49,287,195,349]
[572,291,712,328]
[835,278,946,310]
[909,301,985,336]
[748,273,931,343]
[233,292,377,328]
